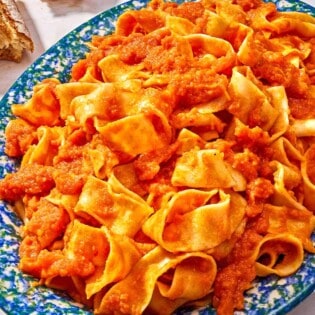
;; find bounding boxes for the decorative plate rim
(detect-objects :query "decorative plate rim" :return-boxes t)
[0,1,314,315]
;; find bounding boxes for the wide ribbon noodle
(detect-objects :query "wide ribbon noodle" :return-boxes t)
[1,1,315,315]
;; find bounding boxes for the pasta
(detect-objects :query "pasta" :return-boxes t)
[1,0,315,314]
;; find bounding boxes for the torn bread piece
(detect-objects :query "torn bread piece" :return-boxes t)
[0,0,33,62]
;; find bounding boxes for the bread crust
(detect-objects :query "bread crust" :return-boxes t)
[0,0,34,62]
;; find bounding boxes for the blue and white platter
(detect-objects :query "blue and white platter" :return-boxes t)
[0,0,314,314]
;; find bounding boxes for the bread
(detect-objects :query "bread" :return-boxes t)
[0,0,33,62]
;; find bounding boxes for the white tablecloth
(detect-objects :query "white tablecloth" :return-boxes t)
[0,0,314,314]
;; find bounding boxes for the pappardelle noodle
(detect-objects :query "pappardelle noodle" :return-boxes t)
[1,0,315,314]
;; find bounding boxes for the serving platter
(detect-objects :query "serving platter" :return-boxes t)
[0,0,314,314]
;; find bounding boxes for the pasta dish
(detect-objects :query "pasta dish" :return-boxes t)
[1,0,315,314]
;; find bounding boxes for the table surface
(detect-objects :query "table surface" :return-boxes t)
[0,0,314,314]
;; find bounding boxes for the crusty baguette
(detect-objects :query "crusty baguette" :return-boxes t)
[0,0,33,62]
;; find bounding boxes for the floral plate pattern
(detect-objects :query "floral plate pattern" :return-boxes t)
[0,0,314,314]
